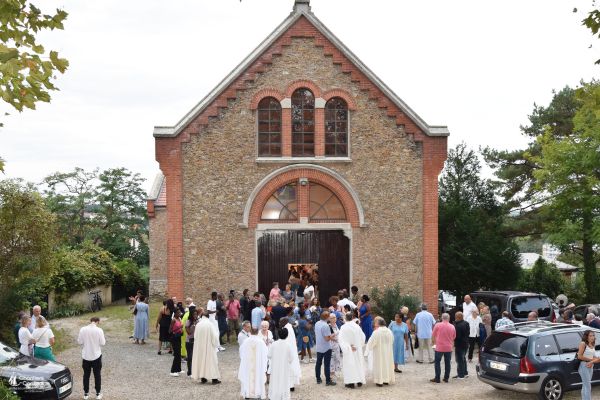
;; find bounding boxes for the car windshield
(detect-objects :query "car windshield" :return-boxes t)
[510,296,551,318]
[443,293,456,303]
[484,332,528,359]
[0,342,19,364]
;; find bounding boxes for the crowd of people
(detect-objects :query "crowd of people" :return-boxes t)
[11,289,600,399]
[132,283,424,399]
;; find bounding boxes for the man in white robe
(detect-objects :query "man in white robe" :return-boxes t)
[192,312,221,384]
[280,317,301,391]
[268,328,293,400]
[365,316,395,386]
[238,320,252,350]
[238,329,268,399]
[338,312,366,388]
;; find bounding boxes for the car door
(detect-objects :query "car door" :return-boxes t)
[555,331,583,387]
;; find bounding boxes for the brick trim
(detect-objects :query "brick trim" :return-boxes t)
[247,167,361,228]
[250,88,286,110]
[322,88,357,110]
[285,79,323,98]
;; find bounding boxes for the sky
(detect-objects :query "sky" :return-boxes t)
[1,0,599,192]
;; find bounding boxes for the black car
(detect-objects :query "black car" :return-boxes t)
[0,341,72,399]
[470,291,555,327]
[477,321,600,400]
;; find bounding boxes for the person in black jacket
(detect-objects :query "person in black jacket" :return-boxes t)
[453,311,470,379]
[240,289,251,322]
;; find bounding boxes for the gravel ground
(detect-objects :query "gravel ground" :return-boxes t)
[53,317,590,400]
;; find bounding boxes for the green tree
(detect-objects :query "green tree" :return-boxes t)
[42,167,149,267]
[94,168,148,266]
[43,167,98,245]
[484,83,600,302]
[439,143,521,298]
[530,81,600,302]
[0,178,56,342]
[518,257,565,299]
[0,0,69,171]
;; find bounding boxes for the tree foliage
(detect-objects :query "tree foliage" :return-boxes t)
[575,2,600,64]
[47,241,116,304]
[43,167,149,267]
[485,82,600,303]
[0,178,56,342]
[439,143,521,298]
[518,257,565,299]
[0,0,69,171]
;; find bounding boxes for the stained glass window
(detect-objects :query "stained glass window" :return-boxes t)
[261,183,298,220]
[257,97,282,157]
[309,183,346,221]
[325,98,348,156]
[291,88,315,156]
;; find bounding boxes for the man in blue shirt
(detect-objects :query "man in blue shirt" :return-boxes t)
[413,303,436,363]
[314,311,336,386]
[251,300,265,330]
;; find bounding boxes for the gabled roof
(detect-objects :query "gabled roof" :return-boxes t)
[154,2,449,138]
[520,253,579,272]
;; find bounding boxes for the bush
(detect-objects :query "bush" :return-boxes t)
[47,241,116,304]
[114,259,147,295]
[518,257,565,299]
[0,381,20,400]
[49,302,86,319]
[371,283,421,324]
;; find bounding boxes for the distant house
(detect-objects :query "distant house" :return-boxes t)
[520,253,579,280]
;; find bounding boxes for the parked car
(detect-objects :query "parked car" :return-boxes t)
[477,321,600,400]
[573,304,600,323]
[438,290,456,314]
[470,291,555,327]
[0,341,72,399]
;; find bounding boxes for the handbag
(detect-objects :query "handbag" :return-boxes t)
[414,336,420,349]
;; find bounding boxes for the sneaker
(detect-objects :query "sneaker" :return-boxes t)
[96,394,103,400]
[309,358,315,363]
[83,395,89,400]
[302,359,309,364]
[326,381,336,386]
[170,372,179,377]
[218,346,226,351]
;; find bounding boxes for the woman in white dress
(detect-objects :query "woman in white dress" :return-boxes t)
[18,315,35,356]
[32,316,55,361]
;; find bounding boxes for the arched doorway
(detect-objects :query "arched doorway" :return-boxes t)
[247,165,363,306]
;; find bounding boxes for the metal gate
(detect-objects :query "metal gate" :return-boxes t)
[257,230,349,306]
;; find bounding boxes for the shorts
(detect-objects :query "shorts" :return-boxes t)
[227,318,240,332]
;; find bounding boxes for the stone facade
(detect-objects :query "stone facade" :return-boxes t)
[148,4,448,312]
[149,207,167,298]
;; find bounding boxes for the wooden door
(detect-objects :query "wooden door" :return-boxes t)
[257,230,349,306]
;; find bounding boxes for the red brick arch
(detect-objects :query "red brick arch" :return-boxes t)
[285,79,323,98]
[322,89,358,110]
[247,167,361,228]
[250,88,286,110]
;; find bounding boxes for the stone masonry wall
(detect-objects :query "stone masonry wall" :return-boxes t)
[181,38,423,303]
[149,207,168,299]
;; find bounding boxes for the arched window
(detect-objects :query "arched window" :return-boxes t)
[261,183,297,220]
[258,97,282,157]
[325,97,348,156]
[309,183,346,221]
[291,88,315,156]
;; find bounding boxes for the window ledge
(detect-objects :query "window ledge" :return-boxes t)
[256,157,352,164]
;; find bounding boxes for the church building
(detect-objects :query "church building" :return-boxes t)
[147,0,449,312]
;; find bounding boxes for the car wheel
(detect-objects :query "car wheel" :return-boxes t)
[538,376,564,400]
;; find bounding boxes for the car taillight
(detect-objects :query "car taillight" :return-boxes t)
[520,356,536,374]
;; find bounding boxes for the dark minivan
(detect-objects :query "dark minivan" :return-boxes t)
[0,341,72,399]
[470,291,555,327]
[477,321,600,400]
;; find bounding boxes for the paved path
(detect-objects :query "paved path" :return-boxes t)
[54,316,588,400]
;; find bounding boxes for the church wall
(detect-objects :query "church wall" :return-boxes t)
[180,38,424,303]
